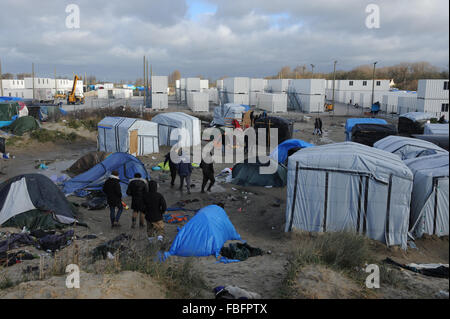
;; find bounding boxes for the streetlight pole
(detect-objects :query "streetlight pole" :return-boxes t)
[310,64,315,78]
[371,61,378,111]
[332,61,337,114]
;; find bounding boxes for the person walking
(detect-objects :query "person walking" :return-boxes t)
[126,172,148,229]
[102,170,123,228]
[164,151,178,187]
[144,181,167,243]
[200,157,215,193]
[313,118,319,135]
[178,154,193,194]
[318,117,323,136]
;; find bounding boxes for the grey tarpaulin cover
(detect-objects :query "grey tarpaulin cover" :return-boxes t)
[373,135,447,160]
[404,153,449,238]
[212,104,246,126]
[151,112,201,147]
[424,124,449,136]
[285,142,413,249]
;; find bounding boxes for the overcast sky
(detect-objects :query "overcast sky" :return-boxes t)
[0,0,448,82]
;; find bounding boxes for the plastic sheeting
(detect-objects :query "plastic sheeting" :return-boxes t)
[285,142,413,249]
[212,104,246,127]
[345,118,388,141]
[97,117,159,156]
[424,124,449,136]
[62,152,149,197]
[374,135,447,160]
[163,205,241,260]
[404,154,449,238]
[269,139,314,164]
[151,112,201,147]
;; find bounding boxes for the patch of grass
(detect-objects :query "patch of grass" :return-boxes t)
[30,129,79,143]
[5,136,23,147]
[379,264,406,289]
[0,275,14,290]
[280,232,372,298]
[66,119,81,130]
[104,244,207,299]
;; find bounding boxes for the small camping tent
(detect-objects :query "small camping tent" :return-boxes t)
[151,112,201,147]
[404,153,449,239]
[232,156,287,187]
[398,112,434,135]
[269,139,314,165]
[66,151,111,177]
[97,117,159,156]
[374,135,447,160]
[8,116,40,136]
[0,174,77,229]
[285,142,413,248]
[345,118,388,141]
[351,123,398,147]
[212,104,247,127]
[254,116,293,146]
[0,101,19,128]
[163,205,241,260]
[63,152,149,197]
[424,123,449,136]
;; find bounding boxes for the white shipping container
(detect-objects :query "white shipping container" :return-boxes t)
[98,89,108,99]
[205,88,219,104]
[176,80,180,89]
[224,77,249,94]
[268,79,290,93]
[226,93,249,105]
[289,79,325,95]
[151,76,168,93]
[417,79,449,100]
[186,78,201,92]
[216,80,224,90]
[187,92,209,112]
[256,93,287,113]
[249,91,259,106]
[200,80,209,92]
[181,78,186,89]
[250,78,265,92]
[416,99,449,119]
[152,93,168,110]
[296,94,324,113]
[398,96,418,115]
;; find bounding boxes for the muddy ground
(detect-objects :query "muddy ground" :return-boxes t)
[0,107,448,299]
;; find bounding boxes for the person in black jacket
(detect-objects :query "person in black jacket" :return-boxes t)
[144,181,167,243]
[102,170,123,228]
[126,173,148,229]
[200,157,215,193]
[164,151,178,187]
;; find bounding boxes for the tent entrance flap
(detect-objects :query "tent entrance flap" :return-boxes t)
[129,130,138,155]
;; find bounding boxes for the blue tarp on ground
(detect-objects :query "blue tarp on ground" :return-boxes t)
[270,139,314,164]
[62,152,149,197]
[163,205,241,260]
[345,118,388,141]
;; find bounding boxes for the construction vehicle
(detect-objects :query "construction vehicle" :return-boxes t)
[325,103,334,112]
[54,90,66,100]
[67,75,85,105]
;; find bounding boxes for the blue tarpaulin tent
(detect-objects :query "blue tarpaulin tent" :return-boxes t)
[345,118,388,141]
[62,152,149,197]
[270,139,314,164]
[163,205,241,260]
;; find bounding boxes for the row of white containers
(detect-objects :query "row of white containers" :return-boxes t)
[256,93,287,113]
[187,91,209,112]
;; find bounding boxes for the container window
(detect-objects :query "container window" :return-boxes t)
[444,81,449,90]
[442,103,449,112]
[363,81,367,86]
[376,81,381,86]
[349,81,353,86]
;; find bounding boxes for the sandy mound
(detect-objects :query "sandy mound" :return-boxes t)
[0,271,167,299]
[293,265,364,299]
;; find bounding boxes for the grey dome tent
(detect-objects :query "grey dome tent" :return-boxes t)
[424,123,449,136]
[411,134,449,151]
[404,153,449,239]
[151,112,201,147]
[398,112,434,135]
[373,135,447,160]
[0,174,77,229]
[285,142,413,248]
[232,156,287,187]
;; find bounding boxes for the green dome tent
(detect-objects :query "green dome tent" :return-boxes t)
[8,116,40,136]
[232,156,287,187]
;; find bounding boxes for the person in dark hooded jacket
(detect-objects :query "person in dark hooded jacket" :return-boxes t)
[126,173,148,228]
[102,170,123,228]
[143,181,167,243]
[164,151,178,186]
[177,154,193,194]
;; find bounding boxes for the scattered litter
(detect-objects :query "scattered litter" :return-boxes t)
[151,166,161,171]
[214,286,261,299]
[38,163,49,170]
[436,290,449,299]
[220,242,263,261]
[107,252,115,260]
[264,185,273,189]
[384,258,449,278]
[152,156,156,160]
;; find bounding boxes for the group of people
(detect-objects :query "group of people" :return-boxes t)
[102,171,167,244]
[164,151,216,194]
[102,150,216,244]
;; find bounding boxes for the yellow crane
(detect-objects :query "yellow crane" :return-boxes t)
[67,75,85,105]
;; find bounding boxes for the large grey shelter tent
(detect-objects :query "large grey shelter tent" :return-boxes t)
[212,104,246,127]
[373,135,447,160]
[285,142,413,248]
[97,117,159,156]
[404,153,449,239]
[151,112,201,147]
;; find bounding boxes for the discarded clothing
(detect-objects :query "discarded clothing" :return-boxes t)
[384,258,449,279]
[163,213,191,224]
[91,233,131,261]
[37,230,74,252]
[220,242,264,261]
[81,196,108,210]
[0,233,36,254]
[30,229,55,239]
[0,250,35,267]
